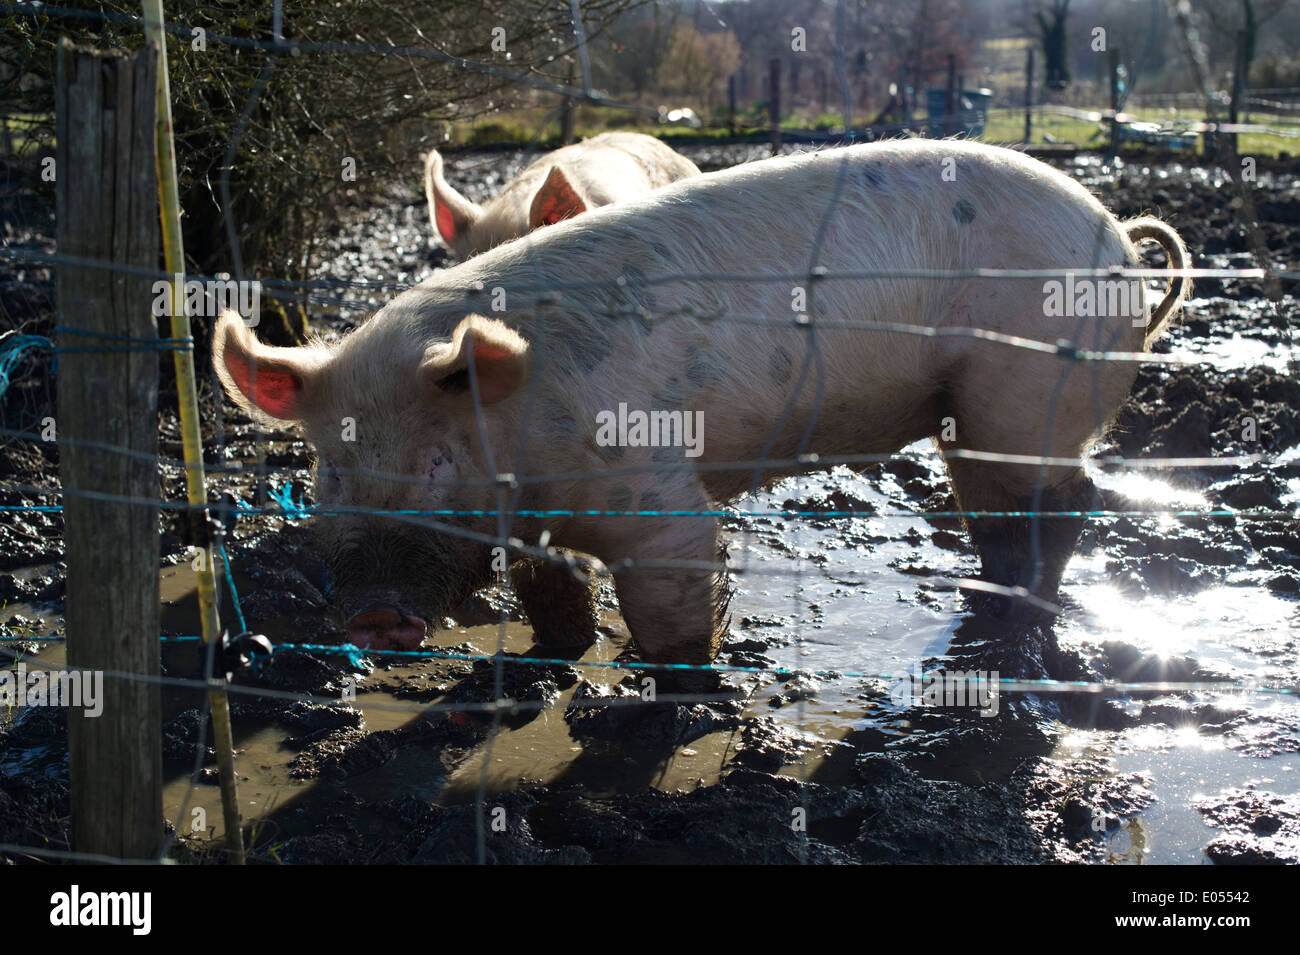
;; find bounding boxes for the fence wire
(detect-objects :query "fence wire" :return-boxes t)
[0,0,1298,866]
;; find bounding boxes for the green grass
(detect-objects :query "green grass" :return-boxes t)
[984,105,1297,156]
[982,108,1100,147]
[447,100,1296,157]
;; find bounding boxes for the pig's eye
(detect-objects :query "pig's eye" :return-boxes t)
[426,450,454,480]
[434,368,470,394]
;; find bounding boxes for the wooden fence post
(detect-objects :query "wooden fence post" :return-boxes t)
[769,57,782,155]
[1228,30,1245,157]
[55,39,162,861]
[1024,46,1034,143]
[944,54,956,137]
[728,74,737,136]
[560,60,577,145]
[1108,47,1121,159]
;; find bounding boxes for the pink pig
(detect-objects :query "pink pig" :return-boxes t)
[215,139,1188,673]
[424,132,700,259]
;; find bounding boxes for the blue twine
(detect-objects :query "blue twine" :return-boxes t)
[0,329,193,401]
[56,345,192,353]
[217,538,248,634]
[0,500,1295,522]
[1,631,1296,697]
[267,482,309,520]
[0,334,53,401]
[53,327,193,351]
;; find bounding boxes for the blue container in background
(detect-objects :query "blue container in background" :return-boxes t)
[927,88,992,137]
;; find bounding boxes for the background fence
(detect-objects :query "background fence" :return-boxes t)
[0,0,1297,865]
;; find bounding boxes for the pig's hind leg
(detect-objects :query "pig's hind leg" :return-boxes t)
[937,351,1109,618]
[511,553,600,650]
[934,252,1135,618]
[943,455,1097,616]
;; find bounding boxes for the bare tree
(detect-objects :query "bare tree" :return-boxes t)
[1,0,643,318]
[1036,0,1071,90]
[1201,0,1290,82]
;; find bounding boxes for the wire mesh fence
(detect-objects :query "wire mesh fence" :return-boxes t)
[0,0,1297,865]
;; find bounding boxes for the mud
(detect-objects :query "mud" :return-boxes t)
[1196,789,1300,864]
[1,144,1297,864]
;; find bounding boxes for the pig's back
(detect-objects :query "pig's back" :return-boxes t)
[505,132,699,205]
[577,132,702,184]
[479,138,1118,282]
[400,141,1132,473]
[451,139,1126,339]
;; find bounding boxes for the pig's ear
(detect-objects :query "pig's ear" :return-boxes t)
[528,166,588,229]
[424,149,481,247]
[212,310,321,422]
[422,314,529,406]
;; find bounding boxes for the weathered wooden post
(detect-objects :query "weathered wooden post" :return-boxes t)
[1108,47,1121,159]
[560,60,577,145]
[1024,46,1034,143]
[1228,30,1245,157]
[769,57,781,155]
[728,74,737,136]
[898,64,911,125]
[944,54,956,136]
[55,39,162,861]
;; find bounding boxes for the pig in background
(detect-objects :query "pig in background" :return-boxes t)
[215,138,1188,683]
[424,131,700,259]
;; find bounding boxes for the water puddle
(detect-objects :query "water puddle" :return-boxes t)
[1168,324,1295,374]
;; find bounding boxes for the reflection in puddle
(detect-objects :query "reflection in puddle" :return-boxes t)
[1169,324,1294,374]
[1064,578,1297,670]
[1088,466,1207,509]
[1106,818,1150,864]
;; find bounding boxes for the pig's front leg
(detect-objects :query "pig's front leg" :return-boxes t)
[510,553,600,650]
[602,505,731,691]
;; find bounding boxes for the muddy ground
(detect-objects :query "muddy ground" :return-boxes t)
[1,142,1298,864]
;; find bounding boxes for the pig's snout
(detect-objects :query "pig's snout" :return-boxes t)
[345,602,429,652]
[320,519,494,653]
